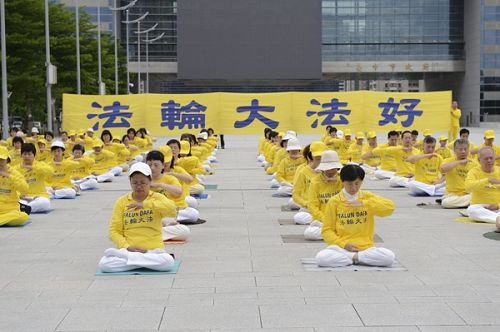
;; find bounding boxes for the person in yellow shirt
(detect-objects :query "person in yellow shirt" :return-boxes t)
[196,132,213,173]
[0,148,30,226]
[83,128,97,151]
[98,162,176,272]
[176,140,206,195]
[268,132,296,187]
[25,127,41,144]
[274,137,306,197]
[346,132,365,164]
[321,125,334,143]
[293,142,325,224]
[146,150,194,240]
[167,139,198,208]
[35,139,51,163]
[48,141,80,199]
[465,147,500,229]
[449,100,461,140]
[436,136,452,159]
[100,130,125,176]
[386,131,420,187]
[471,130,500,166]
[331,129,353,164]
[122,134,142,163]
[440,139,478,208]
[15,143,53,213]
[407,136,445,196]
[360,131,381,173]
[4,127,19,148]
[257,128,272,163]
[303,150,344,241]
[10,136,23,167]
[324,127,340,150]
[364,130,399,180]
[89,140,116,183]
[70,144,98,191]
[263,131,281,171]
[315,164,396,268]
[448,128,473,151]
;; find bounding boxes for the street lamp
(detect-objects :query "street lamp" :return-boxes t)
[96,0,104,95]
[75,0,81,94]
[134,22,157,94]
[44,0,54,131]
[1,0,9,138]
[143,32,164,93]
[122,12,148,94]
[109,0,137,95]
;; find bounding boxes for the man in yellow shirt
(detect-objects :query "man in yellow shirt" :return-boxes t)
[465,147,500,229]
[436,136,452,159]
[0,147,30,226]
[303,150,344,241]
[10,136,23,167]
[48,141,80,199]
[89,140,117,183]
[407,136,445,196]
[440,139,478,208]
[315,164,396,268]
[292,142,325,224]
[449,101,461,140]
[359,131,380,173]
[16,143,53,213]
[35,139,52,163]
[98,162,176,272]
[365,130,399,180]
[274,137,306,197]
[386,131,419,187]
[346,132,365,164]
[471,130,500,165]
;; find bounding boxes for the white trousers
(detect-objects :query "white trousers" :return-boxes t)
[375,169,395,180]
[270,179,279,188]
[134,155,144,162]
[304,221,323,240]
[163,224,191,241]
[360,164,378,174]
[208,156,217,163]
[441,193,471,209]
[197,174,206,184]
[177,207,200,222]
[20,197,51,213]
[110,166,123,176]
[315,245,395,268]
[467,204,500,223]
[72,177,98,190]
[389,176,413,188]
[98,248,175,272]
[275,184,293,197]
[408,180,446,196]
[257,154,265,162]
[294,211,312,225]
[50,187,76,199]
[95,172,114,183]
[185,196,199,209]
[288,198,301,210]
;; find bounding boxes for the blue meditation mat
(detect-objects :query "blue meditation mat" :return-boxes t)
[1,221,32,228]
[95,260,181,276]
[191,193,209,199]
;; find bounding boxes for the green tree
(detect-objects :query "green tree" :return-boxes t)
[1,0,127,131]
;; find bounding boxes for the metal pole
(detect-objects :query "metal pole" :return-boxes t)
[113,0,118,94]
[75,0,81,94]
[44,0,53,131]
[0,0,8,138]
[97,0,103,94]
[126,9,130,94]
[145,31,149,93]
[137,21,140,93]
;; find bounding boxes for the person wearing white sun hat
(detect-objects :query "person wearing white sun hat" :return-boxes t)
[274,137,306,197]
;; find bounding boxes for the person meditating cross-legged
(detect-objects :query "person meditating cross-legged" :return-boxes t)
[98,162,176,272]
[315,164,396,268]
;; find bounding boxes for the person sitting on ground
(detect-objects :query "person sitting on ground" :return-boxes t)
[167,139,198,208]
[471,130,500,165]
[359,131,380,173]
[71,144,98,191]
[436,136,452,159]
[293,142,326,223]
[16,143,53,213]
[89,140,118,183]
[464,147,500,230]
[274,137,306,197]
[9,136,23,167]
[363,130,399,180]
[407,136,446,196]
[44,131,54,146]
[176,140,206,195]
[35,139,51,163]
[98,162,177,272]
[257,128,272,163]
[0,147,30,226]
[448,128,474,152]
[303,150,344,241]
[48,141,80,199]
[315,164,396,268]
[439,139,478,208]
[386,131,420,188]
[346,132,365,165]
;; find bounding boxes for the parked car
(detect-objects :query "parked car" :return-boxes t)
[11,121,23,130]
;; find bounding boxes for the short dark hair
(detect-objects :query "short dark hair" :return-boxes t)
[387,130,399,138]
[167,139,181,149]
[268,131,279,139]
[12,136,24,145]
[459,128,470,136]
[303,144,312,161]
[454,138,469,149]
[72,144,85,153]
[402,130,412,138]
[45,131,54,139]
[146,150,164,163]
[340,164,365,182]
[264,128,271,135]
[328,127,337,134]
[21,143,37,156]
[122,134,129,142]
[411,130,419,136]
[9,127,19,133]
[127,128,136,135]
[101,130,113,141]
[423,136,436,144]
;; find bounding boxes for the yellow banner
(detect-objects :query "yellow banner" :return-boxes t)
[62,91,451,136]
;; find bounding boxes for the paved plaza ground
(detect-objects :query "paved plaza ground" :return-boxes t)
[1,129,500,331]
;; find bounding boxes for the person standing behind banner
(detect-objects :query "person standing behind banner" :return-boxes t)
[98,162,176,272]
[449,101,461,140]
[439,139,478,208]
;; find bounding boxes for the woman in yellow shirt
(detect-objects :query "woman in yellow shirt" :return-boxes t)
[167,139,199,208]
[48,141,80,199]
[0,147,30,226]
[257,128,272,163]
[303,150,344,240]
[315,164,396,268]
[274,137,306,197]
[70,144,98,191]
[98,162,176,272]
[175,140,206,195]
